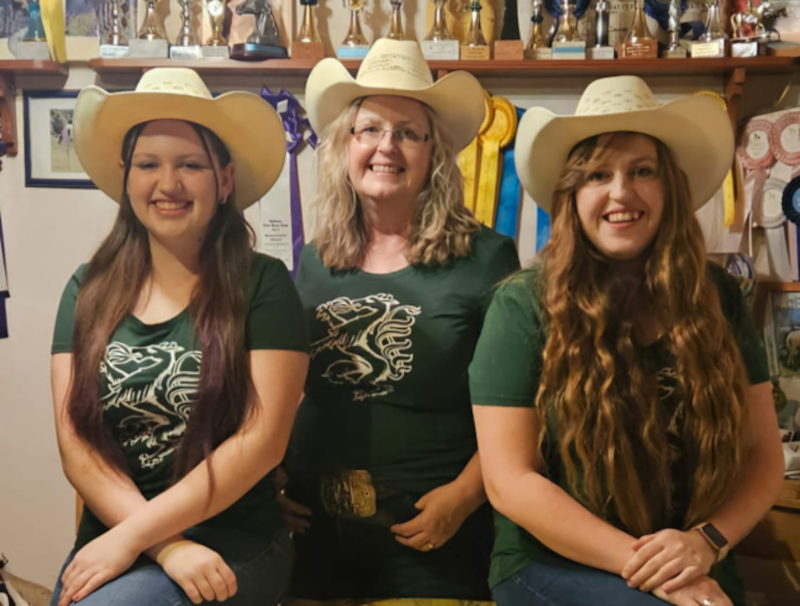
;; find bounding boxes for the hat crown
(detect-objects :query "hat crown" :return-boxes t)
[575,76,660,117]
[134,68,213,100]
[356,39,434,90]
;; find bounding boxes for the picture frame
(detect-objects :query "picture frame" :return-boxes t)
[23,90,95,189]
[758,281,800,379]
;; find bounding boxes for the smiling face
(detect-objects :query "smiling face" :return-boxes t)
[347,96,433,205]
[124,120,234,246]
[574,133,665,262]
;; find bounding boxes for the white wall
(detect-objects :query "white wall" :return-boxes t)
[1,5,798,588]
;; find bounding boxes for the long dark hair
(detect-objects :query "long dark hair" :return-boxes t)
[66,121,257,489]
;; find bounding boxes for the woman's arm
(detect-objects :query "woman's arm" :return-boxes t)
[473,404,638,575]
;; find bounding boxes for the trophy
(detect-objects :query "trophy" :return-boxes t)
[387,0,405,39]
[337,0,370,59]
[99,0,131,58]
[202,0,232,58]
[525,0,551,59]
[663,0,687,58]
[690,0,726,58]
[231,0,288,60]
[292,0,324,60]
[15,0,50,59]
[730,0,759,58]
[130,0,169,57]
[421,0,459,59]
[170,0,202,58]
[494,0,524,59]
[619,0,657,58]
[588,0,614,59]
[552,0,586,60]
[461,0,491,60]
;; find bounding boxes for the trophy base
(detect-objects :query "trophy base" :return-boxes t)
[494,40,523,61]
[14,41,50,60]
[460,45,491,61]
[337,45,370,59]
[663,46,687,59]
[689,39,725,59]
[130,39,170,58]
[170,45,203,60]
[231,43,288,61]
[587,46,615,60]
[552,41,586,60]
[524,47,553,60]
[421,40,459,60]
[99,44,130,58]
[730,39,758,58]
[201,45,231,59]
[767,41,800,57]
[291,41,324,61]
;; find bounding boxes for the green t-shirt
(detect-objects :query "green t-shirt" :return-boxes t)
[289,227,520,495]
[469,261,769,601]
[52,252,309,550]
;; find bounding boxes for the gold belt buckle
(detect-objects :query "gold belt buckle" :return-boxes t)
[320,470,377,519]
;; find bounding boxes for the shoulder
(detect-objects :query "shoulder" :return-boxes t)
[247,253,294,299]
[493,264,546,315]
[471,225,517,258]
[705,261,747,312]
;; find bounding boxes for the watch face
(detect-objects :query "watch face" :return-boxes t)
[703,523,728,548]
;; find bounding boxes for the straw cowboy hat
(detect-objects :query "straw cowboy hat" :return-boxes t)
[515,75,734,213]
[73,68,286,210]
[305,39,485,152]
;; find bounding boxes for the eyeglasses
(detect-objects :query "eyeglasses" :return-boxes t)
[350,125,431,148]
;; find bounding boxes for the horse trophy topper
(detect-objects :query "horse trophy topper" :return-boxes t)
[231,0,288,60]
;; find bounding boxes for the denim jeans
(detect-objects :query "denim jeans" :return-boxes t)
[51,526,293,606]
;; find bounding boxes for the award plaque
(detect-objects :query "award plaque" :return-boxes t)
[337,0,370,59]
[422,0,459,59]
[231,0,289,60]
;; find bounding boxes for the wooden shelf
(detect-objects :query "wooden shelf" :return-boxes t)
[89,57,361,77]
[0,60,68,157]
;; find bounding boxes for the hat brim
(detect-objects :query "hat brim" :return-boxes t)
[514,95,734,213]
[73,87,286,210]
[305,58,485,152]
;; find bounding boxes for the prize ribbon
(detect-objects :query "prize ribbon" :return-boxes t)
[770,111,800,167]
[782,176,800,226]
[495,106,527,240]
[738,118,775,172]
[643,0,687,31]
[260,87,318,279]
[475,97,517,228]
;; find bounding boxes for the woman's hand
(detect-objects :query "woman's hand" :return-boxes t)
[156,540,238,604]
[57,530,141,606]
[390,481,478,552]
[623,529,717,594]
[274,466,312,533]
[653,575,733,606]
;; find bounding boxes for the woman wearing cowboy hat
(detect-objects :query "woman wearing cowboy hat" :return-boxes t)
[277,39,519,601]
[49,68,309,606]
[470,76,784,606]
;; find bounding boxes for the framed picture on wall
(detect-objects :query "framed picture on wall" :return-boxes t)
[23,91,95,189]
[759,282,800,379]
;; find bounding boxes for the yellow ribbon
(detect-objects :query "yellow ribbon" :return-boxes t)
[474,96,517,228]
[459,90,493,214]
[41,0,67,62]
[695,91,735,227]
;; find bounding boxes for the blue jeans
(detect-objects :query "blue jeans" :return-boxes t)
[492,559,668,606]
[51,526,293,606]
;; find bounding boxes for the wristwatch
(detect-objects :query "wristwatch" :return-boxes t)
[694,523,729,563]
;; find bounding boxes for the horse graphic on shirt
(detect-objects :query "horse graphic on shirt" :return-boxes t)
[311,294,421,401]
[100,341,202,469]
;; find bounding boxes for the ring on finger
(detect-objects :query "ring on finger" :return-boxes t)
[701,598,714,606]
[425,542,435,552]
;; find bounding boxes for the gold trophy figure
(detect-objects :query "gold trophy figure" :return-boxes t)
[619,0,657,58]
[337,0,370,57]
[293,0,324,60]
[206,0,229,45]
[387,0,405,40]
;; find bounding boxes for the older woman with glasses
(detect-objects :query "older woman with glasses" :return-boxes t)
[277,40,520,602]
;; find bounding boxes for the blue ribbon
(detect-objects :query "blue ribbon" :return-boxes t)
[260,88,318,280]
[496,107,526,240]
[0,211,9,339]
[536,206,551,253]
[643,0,687,31]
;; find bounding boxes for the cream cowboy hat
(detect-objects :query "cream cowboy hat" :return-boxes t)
[73,67,285,210]
[515,75,734,213]
[304,39,485,152]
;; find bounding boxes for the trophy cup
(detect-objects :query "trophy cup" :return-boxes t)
[15,0,50,59]
[421,0,459,59]
[663,0,687,58]
[494,0,524,60]
[130,0,169,57]
[99,0,131,58]
[202,0,232,58]
[619,0,657,58]
[231,0,288,60]
[525,0,551,59]
[461,0,491,60]
[386,0,405,39]
[170,0,202,59]
[588,0,614,59]
[730,0,759,58]
[337,0,370,59]
[690,0,726,58]
[552,0,586,60]
[292,0,324,60]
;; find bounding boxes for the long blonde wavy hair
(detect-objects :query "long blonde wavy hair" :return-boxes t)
[537,132,749,537]
[312,97,479,270]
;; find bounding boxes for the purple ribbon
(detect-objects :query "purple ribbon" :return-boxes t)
[0,211,9,339]
[260,87,318,279]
